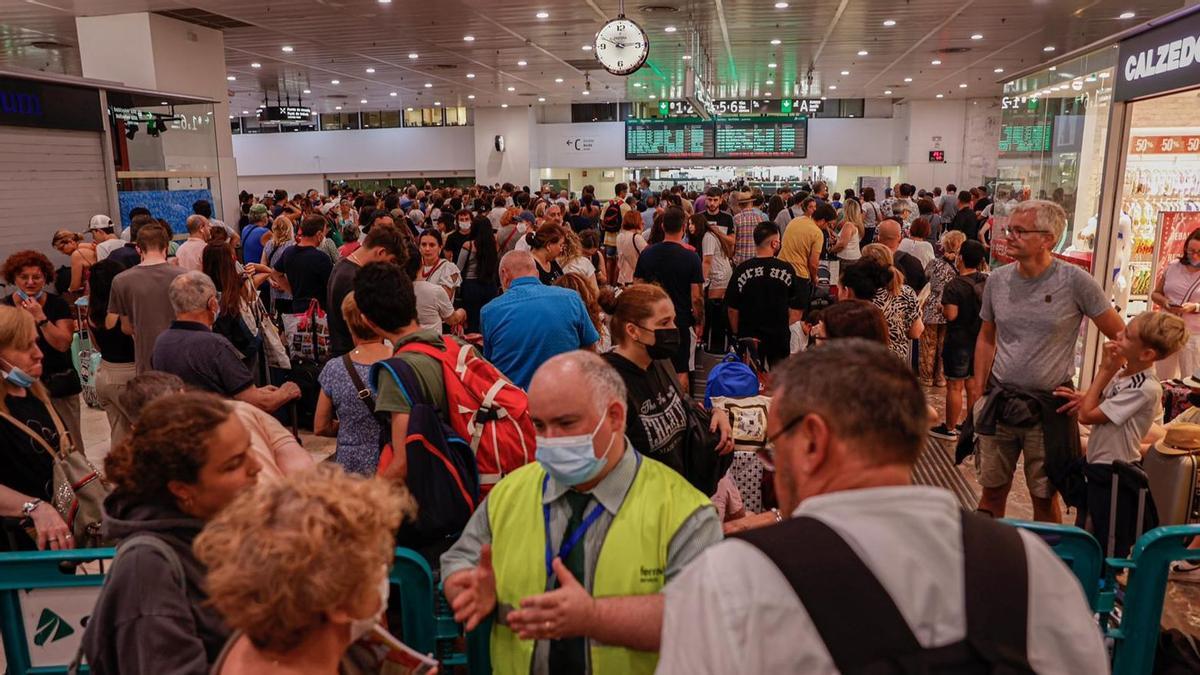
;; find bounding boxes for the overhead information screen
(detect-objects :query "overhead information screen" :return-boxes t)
[625,119,714,159]
[998,123,1053,153]
[714,118,808,158]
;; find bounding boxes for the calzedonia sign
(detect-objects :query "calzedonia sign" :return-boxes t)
[1115,9,1200,101]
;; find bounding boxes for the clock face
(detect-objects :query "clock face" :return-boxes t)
[594,17,649,76]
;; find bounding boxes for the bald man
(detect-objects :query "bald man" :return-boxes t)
[480,251,599,389]
[442,351,720,675]
[173,214,211,272]
[875,219,927,292]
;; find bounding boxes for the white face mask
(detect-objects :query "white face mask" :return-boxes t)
[516,222,529,234]
[348,569,390,642]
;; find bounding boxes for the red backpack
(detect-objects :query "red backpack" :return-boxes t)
[398,336,535,494]
[601,198,624,233]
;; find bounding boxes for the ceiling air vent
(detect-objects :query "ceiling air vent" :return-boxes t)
[565,59,597,70]
[30,40,72,50]
[934,47,973,55]
[640,5,680,13]
[153,9,254,30]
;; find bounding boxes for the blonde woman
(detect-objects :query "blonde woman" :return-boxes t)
[261,216,295,313]
[853,244,923,361]
[559,228,599,294]
[196,466,416,675]
[919,230,967,386]
[831,199,864,262]
[51,230,97,295]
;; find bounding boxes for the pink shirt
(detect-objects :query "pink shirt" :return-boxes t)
[1163,260,1200,332]
[173,237,206,272]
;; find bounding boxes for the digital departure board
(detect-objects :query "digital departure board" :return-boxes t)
[625,119,714,159]
[713,119,808,158]
[998,123,1054,153]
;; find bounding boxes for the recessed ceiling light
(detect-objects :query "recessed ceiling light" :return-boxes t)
[884,90,892,95]
[765,92,772,97]
[683,55,692,60]
[463,35,475,42]
[633,82,642,88]
[331,79,339,84]
[466,73,476,79]
[538,97,546,102]
[536,11,549,18]
[935,94,944,98]
[1085,75,1097,82]
[1119,11,1135,19]
[303,89,311,94]
[766,79,774,85]
[251,62,261,68]
[226,75,236,81]
[281,46,293,53]
[903,77,913,82]
[1049,66,1057,71]
[389,91,397,96]
[507,86,516,92]
[335,105,342,110]
[820,96,827,100]
[959,83,968,88]
[829,85,837,90]
[501,103,509,108]
[365,67,375,73]
[467,94,475,99]
[1098,72,1111,79]
[433,101,440,106]
[1043,45,1056,52]
[408,53,419,59]
[517,60,527,66]
[770,39,782,45]
[555,77,564,83]
[768,62,777,68]
[931,59,942,65]
[406,107,414,111]
[229,115,234,119]
[665,26,677,33]
[582,44,592,51]
[424,83,433,88]
[994,67,1004,73]
[360,98,368,103]
[841,70,850,75]
[582,89,590,95]
[774,2,789,8]
[378,0,390,3]
[970,33,983,40]
[883,19,896,27]
[858,50,868,56]
[649,93,657,99]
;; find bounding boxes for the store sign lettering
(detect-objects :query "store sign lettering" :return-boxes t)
[1129,135,1200,154]
[1116,12,1200,100]
[0,89,43,117]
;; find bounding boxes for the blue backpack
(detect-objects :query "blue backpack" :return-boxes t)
[704,353,761,409]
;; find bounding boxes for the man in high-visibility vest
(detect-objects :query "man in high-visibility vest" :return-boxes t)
[442,350,721,675]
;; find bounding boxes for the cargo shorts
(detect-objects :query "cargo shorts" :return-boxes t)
[974,406,1052,498]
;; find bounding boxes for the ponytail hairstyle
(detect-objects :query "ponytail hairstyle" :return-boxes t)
[599,282,670,347]
[526,222,565,251]
[839,256,896,301]
[858,243,904,297]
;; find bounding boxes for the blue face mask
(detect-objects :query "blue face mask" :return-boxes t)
[0,359,34,389]
[536,415,615,486]
[15,288,44,302]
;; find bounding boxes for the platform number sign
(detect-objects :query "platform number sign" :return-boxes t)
[594,17,649,76]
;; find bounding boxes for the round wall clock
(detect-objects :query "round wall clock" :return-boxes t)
[593,16,649,76]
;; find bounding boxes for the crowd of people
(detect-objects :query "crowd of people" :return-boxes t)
[0,176,1189,673]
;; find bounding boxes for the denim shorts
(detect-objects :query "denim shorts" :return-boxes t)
[942,340,974,380]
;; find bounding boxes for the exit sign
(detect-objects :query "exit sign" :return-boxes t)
[928,150,946,162]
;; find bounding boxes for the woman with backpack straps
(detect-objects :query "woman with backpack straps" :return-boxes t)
[417,229,462,302]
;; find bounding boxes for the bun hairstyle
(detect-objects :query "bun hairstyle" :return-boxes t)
[858,243,905,297]
[839,257,896,301]
[526,222,565,251]
[600,283,669,346]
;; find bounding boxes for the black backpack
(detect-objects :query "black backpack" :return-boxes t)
[601,199,623,233]
[369,356,480,548]
[734,510,1034,674]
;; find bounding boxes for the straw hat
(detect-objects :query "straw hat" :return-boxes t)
[1158,423,1200,455]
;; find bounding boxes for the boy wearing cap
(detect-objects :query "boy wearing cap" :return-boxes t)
[1055,310,1188,555]
[90,215,123,261]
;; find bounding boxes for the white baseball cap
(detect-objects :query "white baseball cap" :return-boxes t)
[88,215,114,231]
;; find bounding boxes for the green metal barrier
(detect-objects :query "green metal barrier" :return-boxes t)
[1004,520,1113,614]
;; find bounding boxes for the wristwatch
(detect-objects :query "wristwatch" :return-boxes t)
[21,499,42,518]
[35,319,49,328]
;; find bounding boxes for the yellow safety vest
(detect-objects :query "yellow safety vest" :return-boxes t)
[487,454,709,675]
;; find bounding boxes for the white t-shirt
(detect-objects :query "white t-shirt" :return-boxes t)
[419,259,462,294]
[1088,369,1163,464]
[414,280,455,332]
[658,486,1108,675]
[898,238,936,268]
[561,255,595,280]
[702,231,732,291]
[95,238,125,261]
[487,207,507,231]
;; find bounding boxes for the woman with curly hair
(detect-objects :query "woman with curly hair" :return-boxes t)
[81,391,261,675]
[558,227,600,293]
[1,250,82,450]
[196,465,415,673]
[555,272,609,352]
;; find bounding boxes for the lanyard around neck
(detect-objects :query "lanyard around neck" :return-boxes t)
[540,452,641,581]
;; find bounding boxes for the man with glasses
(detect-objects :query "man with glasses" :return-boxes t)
[973,200,1124,522]
[657,339,1107,673]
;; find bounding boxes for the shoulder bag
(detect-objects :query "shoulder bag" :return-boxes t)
[1,401,110,547]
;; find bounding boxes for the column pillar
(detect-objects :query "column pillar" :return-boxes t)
[473,106,537,188]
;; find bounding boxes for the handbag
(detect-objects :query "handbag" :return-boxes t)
[1,401,110,547]
[281,298,330,364]
[656,360,730,496]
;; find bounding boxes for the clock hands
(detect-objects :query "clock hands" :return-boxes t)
[601,35,627,49]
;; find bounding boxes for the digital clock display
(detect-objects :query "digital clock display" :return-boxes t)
[928,150,946,162]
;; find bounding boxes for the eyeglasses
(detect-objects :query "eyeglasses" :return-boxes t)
[758,413,806,470]
[1003,226,1052,238]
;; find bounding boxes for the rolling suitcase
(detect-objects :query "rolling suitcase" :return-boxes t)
[1143,442,1200,526]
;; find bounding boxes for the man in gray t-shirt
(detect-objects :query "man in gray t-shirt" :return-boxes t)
[107,226,187,374]
[975,201,1123,522]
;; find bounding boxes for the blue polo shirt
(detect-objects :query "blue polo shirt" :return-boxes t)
[480,277,600,390]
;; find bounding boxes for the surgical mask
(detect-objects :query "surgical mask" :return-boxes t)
[536,414,614,486]
[349,570,390,642]
[0,359,34,389]
[458,220,472,232]
[516,222,529,234]
[636,325,681,361]
[15,288,45,302]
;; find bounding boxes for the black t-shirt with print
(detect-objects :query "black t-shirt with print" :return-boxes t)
[703,211,734,235]
[602,352,686,475]
[725,257,805,359]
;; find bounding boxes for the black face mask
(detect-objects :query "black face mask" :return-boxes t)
[1188,392,1200,408]
[638,326,680,360]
